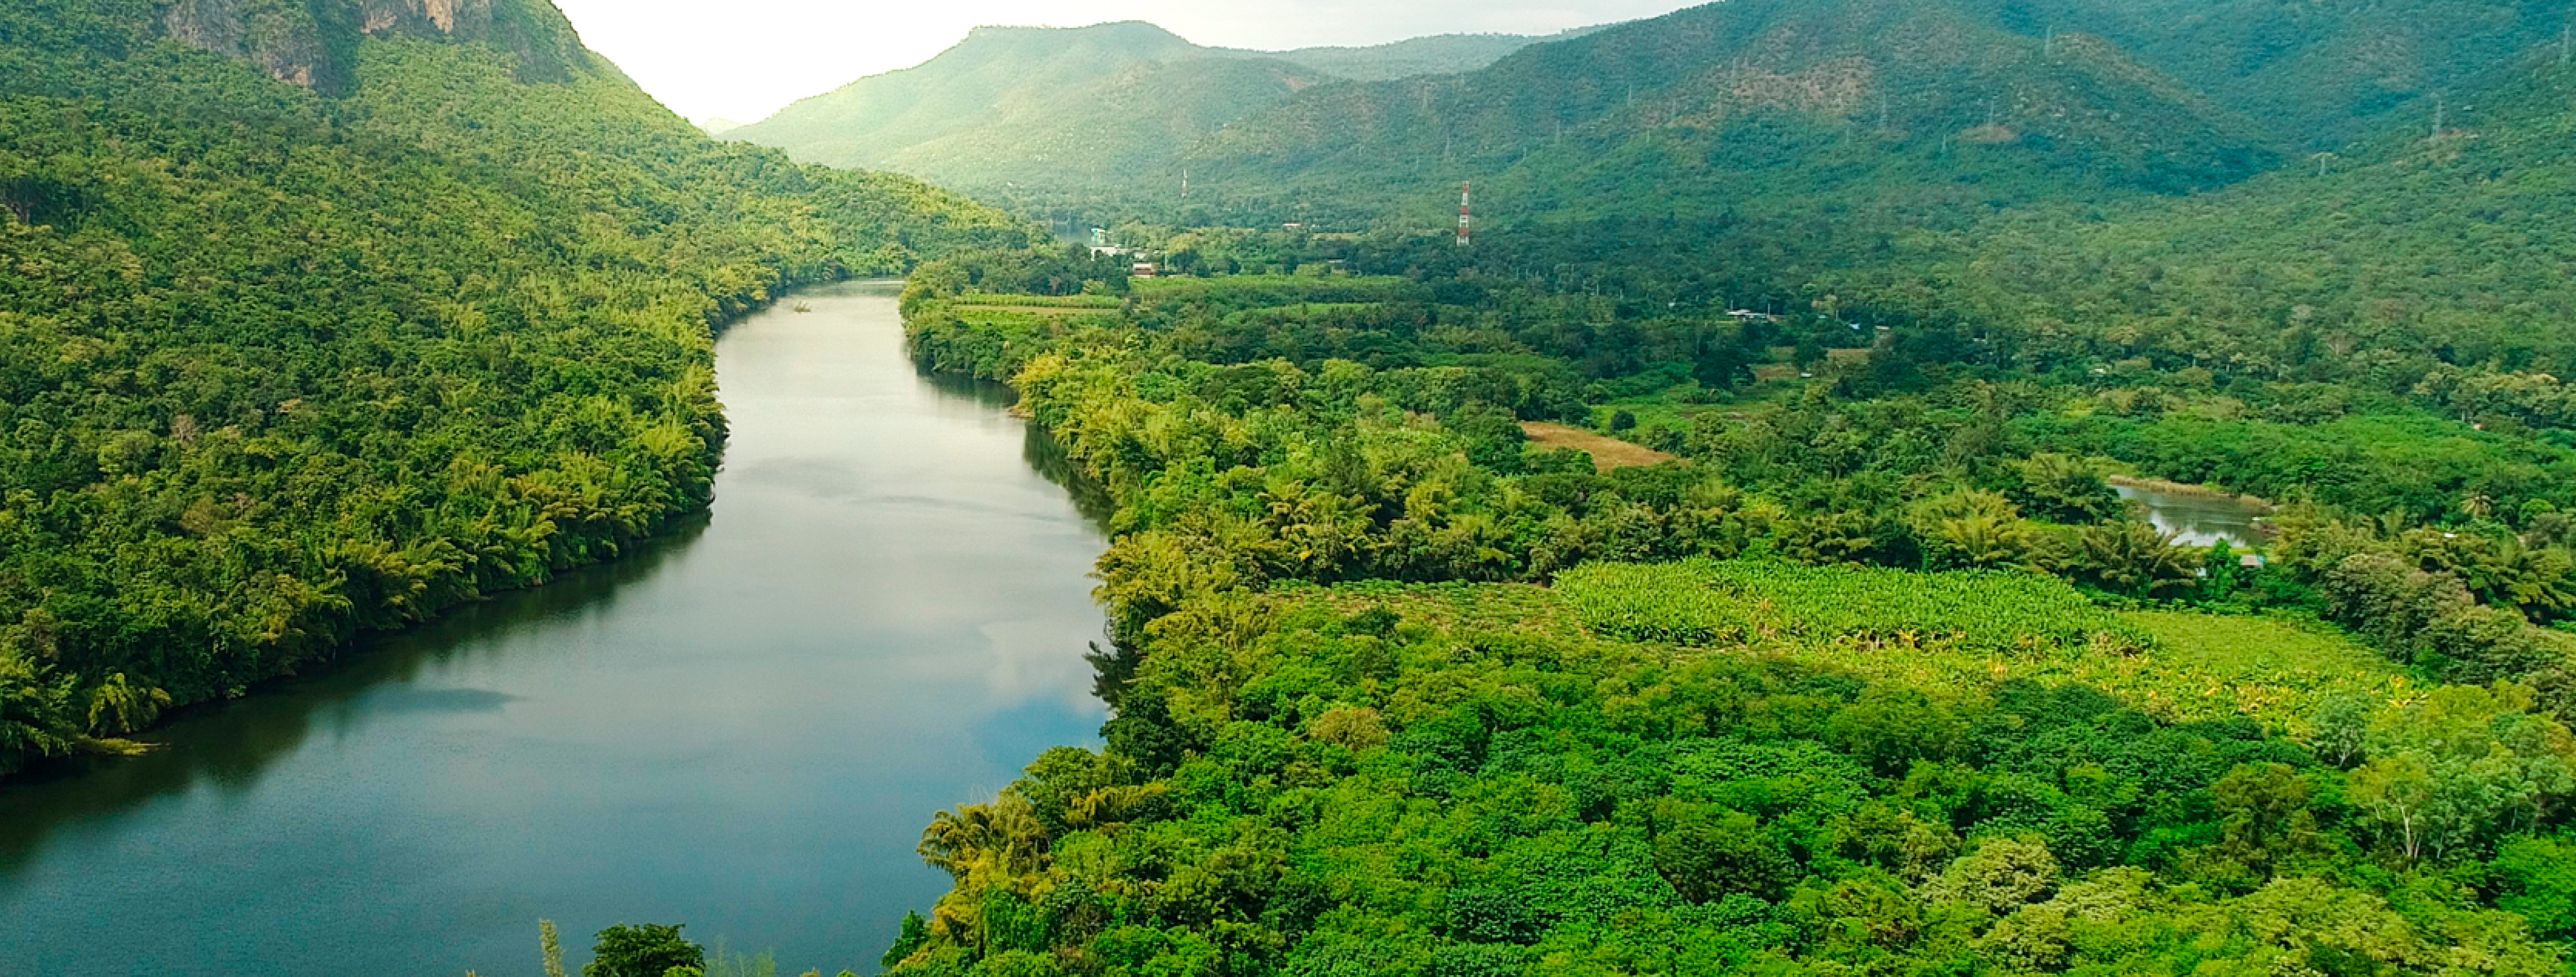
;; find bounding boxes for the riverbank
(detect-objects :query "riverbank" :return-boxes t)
[2108,475,2275,513]
[0,283,1112,975]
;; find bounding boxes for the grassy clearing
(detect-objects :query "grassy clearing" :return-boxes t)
[954,304,1122,318]
[1521,422,1679,471]
[1131,275,1411,299]
[1500,560,2416,736]
[956,292,1123,308]
[1558,560,2137,652]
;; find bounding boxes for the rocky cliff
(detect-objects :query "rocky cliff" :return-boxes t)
[155,0,589,92]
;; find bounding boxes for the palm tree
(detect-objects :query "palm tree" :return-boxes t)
[85,672,172,737]
[1912,488,2033,569]
[919,793,1052,883]
[2064,522,2200,598]
[0,656,78,774]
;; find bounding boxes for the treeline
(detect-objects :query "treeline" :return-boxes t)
[0,4,1030,775]
[905,259,2576,710]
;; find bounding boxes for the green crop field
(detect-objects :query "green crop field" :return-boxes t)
[1549,560,2411,735]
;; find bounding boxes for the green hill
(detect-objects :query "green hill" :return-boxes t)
[1948,0,2576,147]
[1180,0,2277,225]
[0,0,1029,774]
[725,21,1569,192]
[729,22,1213,174]
[1832,47,2576,377]
[1258,27,1601,82]
[867,55,1333,193]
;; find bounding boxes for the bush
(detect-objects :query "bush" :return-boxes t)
[584,925,704,977]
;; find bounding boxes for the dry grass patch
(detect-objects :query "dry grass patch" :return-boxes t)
[1521,423,1679,471]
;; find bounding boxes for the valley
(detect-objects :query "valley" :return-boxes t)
[4,0,2576,975]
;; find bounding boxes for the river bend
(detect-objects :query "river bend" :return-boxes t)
[0,282,1110,976]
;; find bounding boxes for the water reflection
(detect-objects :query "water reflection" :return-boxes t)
[0,280,1111,977]
[1023,425,1118,531]
[0,522,705,876]
[2116,485,2268,549]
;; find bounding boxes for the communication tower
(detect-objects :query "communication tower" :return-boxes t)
[1457,182,1473,248]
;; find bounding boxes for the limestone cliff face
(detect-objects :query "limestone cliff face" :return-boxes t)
[159,0,299,86]
[156,0,587,92]
[356,0,496,42]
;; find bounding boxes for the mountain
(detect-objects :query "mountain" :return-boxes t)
[1175,0,2277,226]
[1261,28,1602,81]
[1946,0,2576,147]
[0,0,1029,774]
[730,23,1210,174]
[865,56,1332,193]
[701,116,745,135]
[725,21,1571,191]
[1834,45,2576,374]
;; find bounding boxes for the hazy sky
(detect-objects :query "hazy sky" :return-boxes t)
[549,0,1702,124]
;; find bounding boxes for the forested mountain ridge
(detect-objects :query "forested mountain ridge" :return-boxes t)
[1822,47,2576,390]
[724,21,1576,192]
[1256,27,1603,82]
[0,0,1030,775]
[857,57,1335,196]
[1180,0,2278,225]
[1945,0,2576,147]
[153,0,596,91]
[731,0,2576,233]
[729,22,1212,174]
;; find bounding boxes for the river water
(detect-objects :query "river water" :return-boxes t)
[0,282,1110,976]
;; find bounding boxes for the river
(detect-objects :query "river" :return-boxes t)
[0,282,1110,976]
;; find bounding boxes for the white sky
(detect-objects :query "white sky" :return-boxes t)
[549,0,1705,124]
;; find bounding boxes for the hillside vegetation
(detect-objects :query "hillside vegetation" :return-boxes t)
[726,0,2576,242]
[1832,52,2576,381]
[1946,0,2576,147]
[0,0,1029,775]
[885,264,2576,977]
[726,21,1568,193]
[1183,0,2276,224]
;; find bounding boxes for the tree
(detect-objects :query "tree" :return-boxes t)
[883,911,933,969]
[541,920,567,977]
[0,654,78,777]
[2204,539,2241,599]
[2490,836,2576,940]
[1912,490,2033,570]
[84,673,171,737]
[2213,763,2326,877]
[2060,523,2199,598]
[2005,454,2123,524]
[1653,803,1797,902]
[1926,836,2061,915]
[1828,687,1963,775]
[584,925,704,977]
[2352,686,2576,862]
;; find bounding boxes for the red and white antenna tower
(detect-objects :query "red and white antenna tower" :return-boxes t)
[1457,181,1473,248]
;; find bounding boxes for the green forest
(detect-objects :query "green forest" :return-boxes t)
[0,0,1029,775]
[877,238,2576,974]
